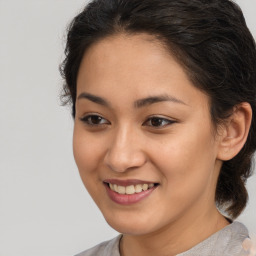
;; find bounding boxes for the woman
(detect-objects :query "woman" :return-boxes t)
[60,0,256,255]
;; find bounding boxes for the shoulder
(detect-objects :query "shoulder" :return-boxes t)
[178,221,252,256]
[75,235,122,256]
[229,222,256,256]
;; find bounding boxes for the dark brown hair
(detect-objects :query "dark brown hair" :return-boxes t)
[60,0,256,218]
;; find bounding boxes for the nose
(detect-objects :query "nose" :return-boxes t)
[104,126,147,173]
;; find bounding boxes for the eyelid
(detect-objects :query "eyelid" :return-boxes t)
[79,113,176,128]
[143,115,177,128]
[79,113,110,126]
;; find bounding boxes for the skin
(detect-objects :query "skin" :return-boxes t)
[73,33,244,256]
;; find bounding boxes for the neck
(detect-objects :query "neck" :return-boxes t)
[120,207,229,256]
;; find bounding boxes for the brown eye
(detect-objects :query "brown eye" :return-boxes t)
[89,115,103,125]
[151,118,165,127]
[143,117,176,128]
[80,115,110,126]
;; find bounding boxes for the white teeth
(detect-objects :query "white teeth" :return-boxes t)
[117,185,126,194]
[126,185,135,194]
[148,183,154,188]
[142,184,148,191]
[109,183,155,195]
[135,184,143,193]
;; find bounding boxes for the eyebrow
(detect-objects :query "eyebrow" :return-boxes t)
[134,94,187,108]
[77,92,187,108]
[77,92,110,106]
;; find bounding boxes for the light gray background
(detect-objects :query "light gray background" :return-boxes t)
[0,0,255,255]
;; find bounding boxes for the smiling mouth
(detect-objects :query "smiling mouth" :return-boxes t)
[103,180,159,205]
[105,182,159,195]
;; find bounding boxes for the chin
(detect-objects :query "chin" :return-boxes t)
[103,211,160,235]
[106,220,151,235]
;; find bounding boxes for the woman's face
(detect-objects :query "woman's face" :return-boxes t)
[74,34,223,235]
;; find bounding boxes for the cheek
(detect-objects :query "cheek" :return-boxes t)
[73,126,108,205]
[151,125,218,195]
[73,126,104,179]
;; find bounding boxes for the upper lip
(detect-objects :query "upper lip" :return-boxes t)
[103,179,159,186]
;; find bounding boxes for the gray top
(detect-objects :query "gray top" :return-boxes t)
[75,222,252,256]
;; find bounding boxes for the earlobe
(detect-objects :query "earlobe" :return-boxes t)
[217,102,252,161]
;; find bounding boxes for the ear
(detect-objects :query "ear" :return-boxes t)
[217,102,252,161]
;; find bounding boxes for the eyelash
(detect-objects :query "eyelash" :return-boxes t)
[143,116,176,128]
[79,114,176,128]
[79,115,110,126]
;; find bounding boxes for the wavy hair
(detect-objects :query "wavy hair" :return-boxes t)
[60,0,256,218]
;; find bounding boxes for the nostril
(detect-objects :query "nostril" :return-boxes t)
[104,150,147,173]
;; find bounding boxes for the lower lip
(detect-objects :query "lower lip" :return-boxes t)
[104,184,157,205]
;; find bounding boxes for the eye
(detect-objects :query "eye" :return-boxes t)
[80,114,110,126]
[143,116,176,128]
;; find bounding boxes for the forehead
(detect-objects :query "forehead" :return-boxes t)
[78,33,171,82]
[76,33,210,109]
